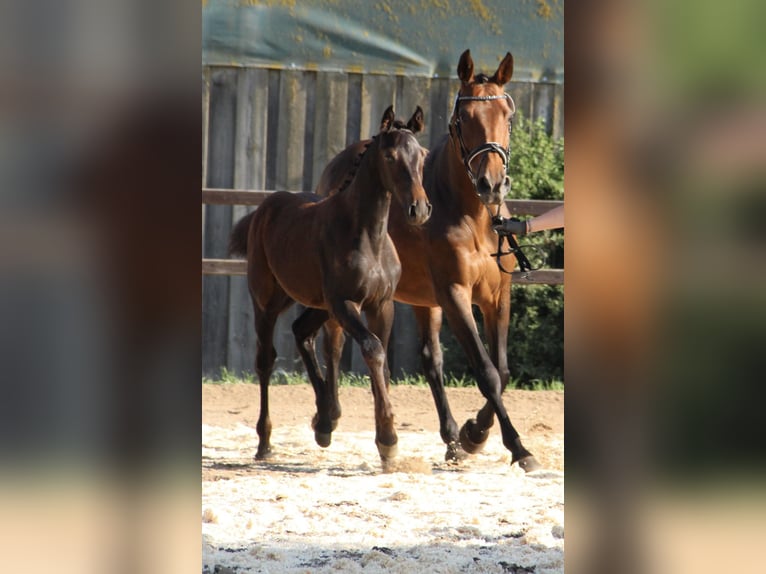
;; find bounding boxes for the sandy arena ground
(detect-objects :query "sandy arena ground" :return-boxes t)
[202,383,564,573]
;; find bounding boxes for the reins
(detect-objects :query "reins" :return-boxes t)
[489,215,535,277]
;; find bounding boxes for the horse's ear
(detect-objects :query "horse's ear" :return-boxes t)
[457,49,474,85]
[491,52,514,86]
[407,106,424,134]
[379,105,396,132]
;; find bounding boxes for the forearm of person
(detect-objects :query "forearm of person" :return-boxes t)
[527,205,564,233]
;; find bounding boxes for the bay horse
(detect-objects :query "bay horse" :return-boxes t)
[228,106,431,464]
[317,50,540,472]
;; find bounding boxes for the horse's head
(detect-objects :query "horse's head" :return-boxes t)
[450,49,516,207]
[375,105,432,225]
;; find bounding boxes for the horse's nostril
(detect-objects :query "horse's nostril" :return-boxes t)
[409,203,417,218]
[477,176,491,194]
[427,203,433,217]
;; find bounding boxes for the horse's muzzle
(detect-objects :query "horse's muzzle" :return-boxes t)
[408,198,432,225]
[476,174,510,206]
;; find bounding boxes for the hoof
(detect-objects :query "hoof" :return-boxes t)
[255,446,273,460]
[376,440,399,462]
[459,419,490,454]
[311,413,339,433]
[515,455,542,473]
[445,441,470,463]
[315,431,332,448]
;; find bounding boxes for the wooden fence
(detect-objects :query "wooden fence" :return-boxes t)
[202,66,563,378]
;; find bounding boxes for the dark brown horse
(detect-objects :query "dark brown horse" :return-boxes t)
[317,50,540,471]
[229,106,431,463]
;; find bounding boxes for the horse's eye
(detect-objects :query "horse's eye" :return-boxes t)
[385,154,396,163]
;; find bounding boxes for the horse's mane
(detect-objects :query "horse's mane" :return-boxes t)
[336,135,375,195]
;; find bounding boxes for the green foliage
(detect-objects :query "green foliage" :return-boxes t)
[508,284,564,383]
[202,367,254,385]
[202,369,486,389]
[507,113,564,201]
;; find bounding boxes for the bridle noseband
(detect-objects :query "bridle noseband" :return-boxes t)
[448,92,516,192]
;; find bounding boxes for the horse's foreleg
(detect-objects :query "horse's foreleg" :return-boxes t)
[321,319,345,428]
[469,295,513,446]
[292,307,335,447]
[438,285,538,471]
[412,305,465,461]
[332,299,398,464]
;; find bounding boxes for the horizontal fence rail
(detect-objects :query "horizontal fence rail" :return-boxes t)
[203,188,562,217]
[202,258,562,285]
[201,188,563,285]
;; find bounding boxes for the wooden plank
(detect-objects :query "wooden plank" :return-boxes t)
[202,67,237,376]
[202,189,273,204]
[275,70,308,191]
[227,68,269,377]
[301,71,317,192]
[204,259,246,275]
[506,81,534,124]
[265,69,281,190]
[396,75,432,149]
[511,269,564,285]
[532,82,555,134]
[311,72,349,190]
[505,199,564,217]
[202,67,211,190]
[390,302,421,378]
[203,259,563,285]
[201,69,211,240]
[345,74,362,145]
[552,83,564,140]
[233,68,269,190]
[428,77,456,150]
[360,74,396,139]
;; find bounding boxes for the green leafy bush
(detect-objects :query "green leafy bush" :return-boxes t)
[508,114,564,201]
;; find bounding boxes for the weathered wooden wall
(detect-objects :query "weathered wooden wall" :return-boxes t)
[202,66,563,378]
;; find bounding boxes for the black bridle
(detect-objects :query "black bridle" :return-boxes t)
[448,92,515,194]
[449,91,538,275]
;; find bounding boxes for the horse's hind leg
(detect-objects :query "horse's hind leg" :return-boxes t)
[252,293,292,460]
[291,308,338,447]
[412,306,466,462]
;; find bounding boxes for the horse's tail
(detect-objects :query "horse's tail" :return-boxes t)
[228,212,255,257]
